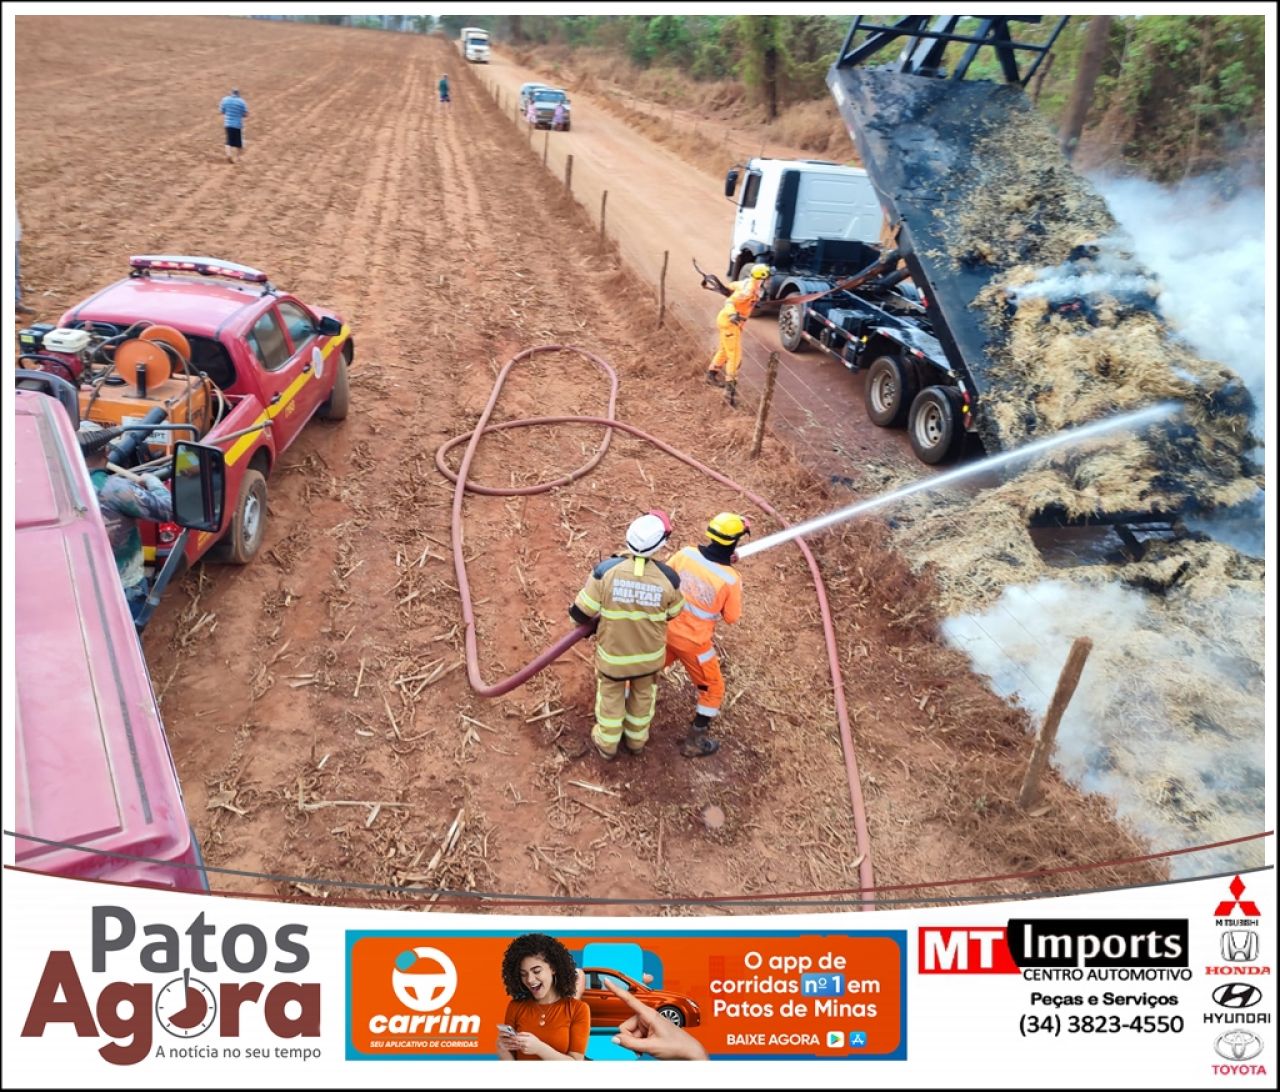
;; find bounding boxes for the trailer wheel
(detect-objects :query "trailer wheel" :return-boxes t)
[865,354,917,428]
[778,302,806,353]
[211,469,268,565]
[908,386,965,465]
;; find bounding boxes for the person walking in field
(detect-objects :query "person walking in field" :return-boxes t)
[664,512,749,758]
[438,73,451,111]
[219,87,249,164]
[707,263,770,406]
[568,511,685,760]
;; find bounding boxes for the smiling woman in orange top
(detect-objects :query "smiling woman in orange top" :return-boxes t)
[496,934,589,1060]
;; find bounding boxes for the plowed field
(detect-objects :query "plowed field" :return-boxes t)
[14,16,1162,910]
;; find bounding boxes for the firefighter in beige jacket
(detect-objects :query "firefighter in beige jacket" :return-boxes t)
[569,511,685,759]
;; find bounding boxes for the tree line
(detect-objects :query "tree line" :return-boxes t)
[271,14,1266,182]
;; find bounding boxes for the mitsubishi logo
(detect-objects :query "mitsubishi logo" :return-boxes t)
[1214,876,1261,917]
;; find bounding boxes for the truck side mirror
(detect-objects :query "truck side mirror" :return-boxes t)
[724,168,740,199]
[171,442,226,532]
[316,315,343,336]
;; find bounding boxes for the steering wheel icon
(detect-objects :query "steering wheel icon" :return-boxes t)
[391,947,458,1012]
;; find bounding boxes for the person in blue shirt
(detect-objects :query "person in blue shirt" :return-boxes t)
[438,73,451,111]
[219,87,249,164]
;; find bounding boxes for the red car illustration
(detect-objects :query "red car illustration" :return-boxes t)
[580,968,702,1028]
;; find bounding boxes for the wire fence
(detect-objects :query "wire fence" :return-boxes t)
[479,75,904,488]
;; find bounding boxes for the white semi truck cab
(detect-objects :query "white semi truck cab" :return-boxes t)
[460,26,491,63]
[724,158,885,282]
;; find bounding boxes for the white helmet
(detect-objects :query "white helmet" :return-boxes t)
[625,510,672,558]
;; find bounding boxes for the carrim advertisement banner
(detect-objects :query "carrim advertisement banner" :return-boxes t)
[0,865,1274,1087]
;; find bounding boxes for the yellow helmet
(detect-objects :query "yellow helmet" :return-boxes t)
[707,512,751,546]
[750,263,771,280]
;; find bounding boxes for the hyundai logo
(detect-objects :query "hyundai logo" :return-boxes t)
[1213,983,1263,1010]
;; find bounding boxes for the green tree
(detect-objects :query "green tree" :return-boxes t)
[731,15,791,119]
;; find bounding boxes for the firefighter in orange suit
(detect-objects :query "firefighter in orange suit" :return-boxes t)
[569,511,685,760]
[664,512,749,757]
[708,263,770,405]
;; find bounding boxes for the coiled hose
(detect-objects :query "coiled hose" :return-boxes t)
[436,344,876,905]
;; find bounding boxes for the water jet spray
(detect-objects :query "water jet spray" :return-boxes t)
[736,402,1181,560]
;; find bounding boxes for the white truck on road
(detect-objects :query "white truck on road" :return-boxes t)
[723,157,885,285]
[460,26,491,64]
[702,157,963,463]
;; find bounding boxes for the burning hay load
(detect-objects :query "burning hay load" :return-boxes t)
[938,110,1259,523]
[833,58,1265,874]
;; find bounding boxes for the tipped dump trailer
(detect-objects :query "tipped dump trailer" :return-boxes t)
[817,15,1257,524]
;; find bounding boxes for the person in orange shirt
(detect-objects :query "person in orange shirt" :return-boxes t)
[496,934,589,1061]
[664,512,749,757]
[708,263,770,405]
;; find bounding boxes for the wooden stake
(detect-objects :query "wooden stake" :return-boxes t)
[750,352,780,458]
[599,190,608,245]
[565,153,573,193]
[658,250,669,329]
[543,128,549,166]
[1018,637,1094,810]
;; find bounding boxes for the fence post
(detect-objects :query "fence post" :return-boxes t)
[565,154,574,194]
[750,353,780,458]
[1018,637,1094,810]
[658,250,669,329]
[600,190,608,245]
[543,129,549,166]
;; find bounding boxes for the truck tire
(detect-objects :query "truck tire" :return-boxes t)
[908,386,965,465]
[318,351,350,421]
[778,302,807,353]
[212,469,268,565]
[865,354,917,428]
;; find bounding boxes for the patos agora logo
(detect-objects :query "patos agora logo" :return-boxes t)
[19,907,319,1066]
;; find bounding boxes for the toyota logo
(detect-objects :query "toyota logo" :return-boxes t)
[1213,983,1262,1010]
[1214,1031,1263,1061]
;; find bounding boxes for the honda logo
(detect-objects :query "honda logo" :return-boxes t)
[1221,930,1260,963]
[1213,983,1263,1009]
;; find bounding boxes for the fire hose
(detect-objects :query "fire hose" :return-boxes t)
[435,344,876,905]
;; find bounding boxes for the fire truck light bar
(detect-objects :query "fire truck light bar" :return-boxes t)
[129,255,269,283]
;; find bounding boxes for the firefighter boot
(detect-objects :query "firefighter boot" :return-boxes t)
[680,717,720,758]
[724,380,738,407]
[707,368,725,387]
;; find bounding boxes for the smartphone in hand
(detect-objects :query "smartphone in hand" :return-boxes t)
[497,1024,516,1036]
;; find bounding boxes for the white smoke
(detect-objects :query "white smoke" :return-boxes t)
[1090,174,1267,416]
[942,175,1267,881]
[1009,241,1158,304]
[943,581,1265,878]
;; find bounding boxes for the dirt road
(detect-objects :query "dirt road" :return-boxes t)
[14,18,1159,909]
[477,50,925,489]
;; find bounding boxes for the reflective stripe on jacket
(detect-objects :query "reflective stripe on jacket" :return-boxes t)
[665,545,742,649]
[573,553,684,678]
[718,277,760,322]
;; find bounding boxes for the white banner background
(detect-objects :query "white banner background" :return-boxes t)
[2,865,1274,1088]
